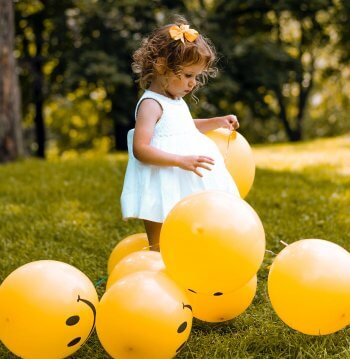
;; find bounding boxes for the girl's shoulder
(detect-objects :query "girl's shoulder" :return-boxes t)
[136,97,163,121]
[139,90,184,105]
[134,90,186,120]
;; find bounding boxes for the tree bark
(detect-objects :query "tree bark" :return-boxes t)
[0,1,23,162]
[273,88,301,141]
[296,26,315,141]
[32,9,45,158]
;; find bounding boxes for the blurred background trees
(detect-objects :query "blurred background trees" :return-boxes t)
[3,0,349,160]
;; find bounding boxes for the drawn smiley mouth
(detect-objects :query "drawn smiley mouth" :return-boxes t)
[66,295,97,348]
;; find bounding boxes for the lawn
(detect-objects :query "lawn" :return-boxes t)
[1,135,350,358]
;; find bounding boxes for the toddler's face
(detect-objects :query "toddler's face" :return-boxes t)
[165,63,204,99]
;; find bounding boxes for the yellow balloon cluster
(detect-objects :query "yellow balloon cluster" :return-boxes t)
[0,260,98,358]
[206,129,255,198]
[160,190,265,294]
[96,271,193,359]
[268,239,350,335]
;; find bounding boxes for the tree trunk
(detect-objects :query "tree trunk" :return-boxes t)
[33,55,45,158]
[273,88,301,141]
[32,10,45,158]
[296,37,315,142]
[0,1,23,162]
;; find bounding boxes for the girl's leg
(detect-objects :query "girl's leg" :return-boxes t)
[143,220,162,251]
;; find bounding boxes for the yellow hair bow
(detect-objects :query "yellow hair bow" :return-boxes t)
[169,24,199,43]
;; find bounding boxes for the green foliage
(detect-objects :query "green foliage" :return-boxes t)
[1,136,350,357]
[45,86,113,157]
[14,0,350,153]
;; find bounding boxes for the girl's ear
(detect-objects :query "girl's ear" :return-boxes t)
[154,57,167,75]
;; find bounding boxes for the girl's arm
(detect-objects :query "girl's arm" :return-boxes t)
[194,114,239,133]
[133,99,179,167]
[133,99,214,177]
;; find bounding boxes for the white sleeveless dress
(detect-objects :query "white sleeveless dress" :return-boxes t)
[120,90,240,223]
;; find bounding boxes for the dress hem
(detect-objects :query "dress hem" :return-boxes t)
[122,215,164,224]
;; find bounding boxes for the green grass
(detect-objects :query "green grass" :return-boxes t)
[1,135,350,358]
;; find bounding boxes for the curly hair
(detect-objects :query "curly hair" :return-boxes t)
[132,16,218,97]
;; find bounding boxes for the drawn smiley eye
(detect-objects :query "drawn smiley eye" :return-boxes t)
[213,292,223,296]
[188,289,224,296]
[177,321,187,333]
[66,315,80,326]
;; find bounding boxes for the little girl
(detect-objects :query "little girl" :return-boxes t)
[121,17,240,250]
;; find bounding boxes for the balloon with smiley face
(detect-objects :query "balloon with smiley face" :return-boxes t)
[186,275,257,322]
[97,271,193,359]
[106,250,165,290]
[160,191,265,294]
[107,233,149,274]
[0,260,98,358]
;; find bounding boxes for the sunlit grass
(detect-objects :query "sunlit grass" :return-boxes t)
[253,134,350,175]
[1,135,350,358]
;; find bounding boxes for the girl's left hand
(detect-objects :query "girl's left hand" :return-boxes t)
[220,114,239,131]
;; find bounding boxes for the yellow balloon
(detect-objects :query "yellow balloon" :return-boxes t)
[206,129,255,198]
[96,271,193,359]
[106,251,166,290]
[160,191,265,294]
[107,233,149,274]
[0,260,98,358]
[187,275,257,322]
[268,239,350,335]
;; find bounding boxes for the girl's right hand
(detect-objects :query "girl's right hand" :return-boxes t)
[176,155,215,177]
